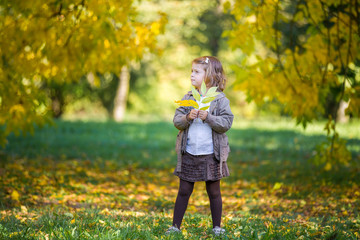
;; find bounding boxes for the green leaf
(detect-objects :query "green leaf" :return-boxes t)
[205,86,217,96]
[200,106,210,110]
[205,91,220,98]
[201,81,207,96]
[201,96,216,104]
[191,86,201,101]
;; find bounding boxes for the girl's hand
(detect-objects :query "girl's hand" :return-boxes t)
[187,109,199,120]
[198,110,208,121]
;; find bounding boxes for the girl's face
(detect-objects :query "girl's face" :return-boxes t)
[191,63,206,90]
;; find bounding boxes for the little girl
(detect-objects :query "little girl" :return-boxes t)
[167,56,234,236]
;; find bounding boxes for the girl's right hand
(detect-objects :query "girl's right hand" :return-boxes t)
[187,109,199,120]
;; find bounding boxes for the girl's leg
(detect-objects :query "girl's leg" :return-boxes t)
[172,179,194,229]
[206,180,222,228]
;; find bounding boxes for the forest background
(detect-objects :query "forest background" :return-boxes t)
[1,0,360,239]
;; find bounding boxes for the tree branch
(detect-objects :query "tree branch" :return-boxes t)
[304,1,326,37]
[355,0,360,35]
[320,1,331,86]
[274,1,298,94]
[289,0,305,83]
[330,0,353,157]
[64,0,86,47]
[336,0,345,71]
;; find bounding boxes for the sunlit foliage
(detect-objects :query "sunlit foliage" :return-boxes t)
[0,0,167,146]
[225,0,360,169]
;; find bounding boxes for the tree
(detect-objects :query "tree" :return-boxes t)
[182,0,234,56]
[0,0,167,146]
[123,0,239,117]
[225,0,360,169]
[113,66,130,121]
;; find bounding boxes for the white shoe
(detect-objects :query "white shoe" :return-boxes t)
[212,226,225,236]
[165,226,181,235]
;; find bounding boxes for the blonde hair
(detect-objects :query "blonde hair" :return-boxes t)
[192,56,226,91]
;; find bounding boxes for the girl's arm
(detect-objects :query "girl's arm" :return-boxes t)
[204,98,234,134]
[173,95,191,131]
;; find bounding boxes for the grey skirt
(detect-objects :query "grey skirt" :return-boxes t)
[173,151,230,182]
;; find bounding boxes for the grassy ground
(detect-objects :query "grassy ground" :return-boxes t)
[1,117,360,239]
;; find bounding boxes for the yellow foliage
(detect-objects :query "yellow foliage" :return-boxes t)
[226,0,359,167]
[227,0,360,121]
[11,190,20,201]
[175,100,199,109]
[9,105,25,116]
[0,0,167,145]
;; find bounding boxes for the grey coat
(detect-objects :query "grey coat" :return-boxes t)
[173,91,234,177]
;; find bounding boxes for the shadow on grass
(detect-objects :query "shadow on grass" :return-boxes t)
[227,127,360,185]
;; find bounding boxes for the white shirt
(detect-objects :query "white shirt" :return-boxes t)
[186,96,214,155]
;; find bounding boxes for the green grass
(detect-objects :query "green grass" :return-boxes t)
[4,120,178,168]
[1,117,360,239]
[1,208,359,239]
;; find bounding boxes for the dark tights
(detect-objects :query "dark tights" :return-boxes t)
[172,179,222,229]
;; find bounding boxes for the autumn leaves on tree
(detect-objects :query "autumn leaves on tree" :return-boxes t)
[224,0,359,169]
[0,1,167,145]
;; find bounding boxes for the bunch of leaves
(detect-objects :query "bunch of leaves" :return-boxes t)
[175,81,219,110]
[311,116,352,171]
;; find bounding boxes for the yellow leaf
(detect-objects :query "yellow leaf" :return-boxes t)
[71,219,76,224]
[175,100,199,109]
[11,190,20,201]
[104,39,110,49]
[273,182,282,190]
[150,22,160,35]
[9,105,25,115]
[88,222,96,227]
[324,162,332,171]
[38,175,49,186]
[58,175,64,184]
[99,219,105,224]
[21,205,28,213]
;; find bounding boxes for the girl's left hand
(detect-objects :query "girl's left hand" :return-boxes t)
[198,110,208,121]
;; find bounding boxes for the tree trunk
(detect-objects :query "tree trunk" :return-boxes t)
[50,84,65,118]
[113,65,130,122]
[336,100,349,123]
